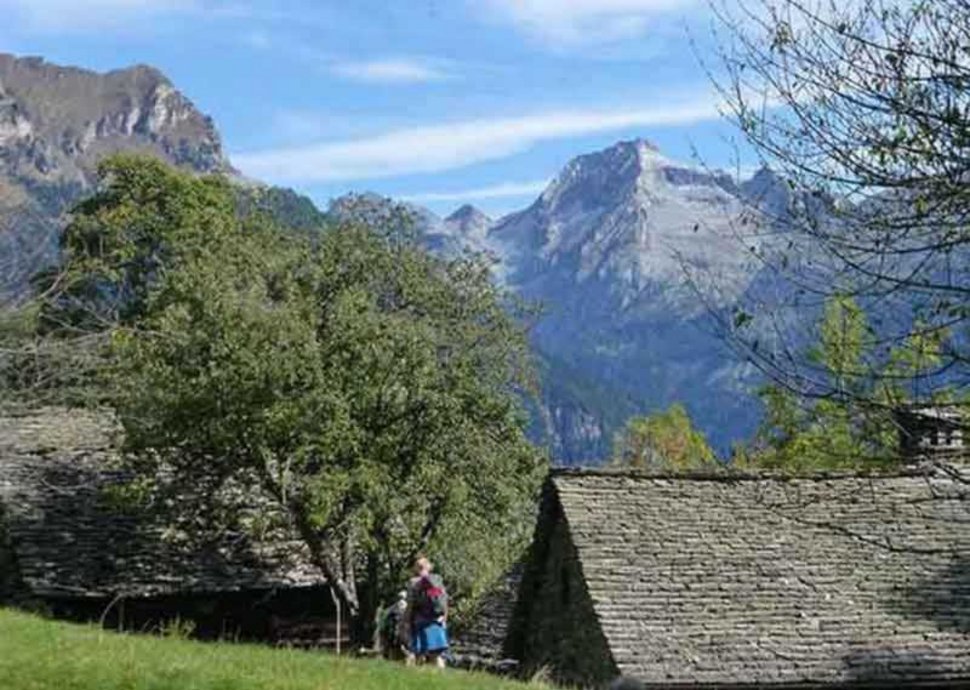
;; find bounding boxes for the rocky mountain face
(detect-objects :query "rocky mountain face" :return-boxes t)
[326,143,778,462]
[443,204,491,247]
[475,139,770,461]
[0,54,233,299]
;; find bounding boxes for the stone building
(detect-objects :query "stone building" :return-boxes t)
[504,468,970,688]
[896,405,966,462]
[0,408,343,646]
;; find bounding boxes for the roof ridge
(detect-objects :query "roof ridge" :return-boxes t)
[549,465,945,482]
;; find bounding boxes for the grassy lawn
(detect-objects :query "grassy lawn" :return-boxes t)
[0,608,543,690]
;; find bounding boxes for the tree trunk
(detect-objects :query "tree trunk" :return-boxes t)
[288,505,360,619]
[356,552,382,648]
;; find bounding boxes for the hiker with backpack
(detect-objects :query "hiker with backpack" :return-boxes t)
[405,555,449,668]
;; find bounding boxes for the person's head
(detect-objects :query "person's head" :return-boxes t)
[413,555,432,577]
[397,589,407,602]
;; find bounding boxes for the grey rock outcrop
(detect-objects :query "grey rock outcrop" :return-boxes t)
[0,53,233,300]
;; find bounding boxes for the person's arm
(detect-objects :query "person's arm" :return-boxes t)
[441,579,449,624]
[405,582,417,628]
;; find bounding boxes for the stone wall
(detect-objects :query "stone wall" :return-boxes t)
[452,561,524,667]
[507,485,616,687]
[0,500,25,603]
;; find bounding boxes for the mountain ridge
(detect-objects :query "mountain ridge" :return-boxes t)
[325,140,776,461]
[0,53,332,299]
[1,53,780,463]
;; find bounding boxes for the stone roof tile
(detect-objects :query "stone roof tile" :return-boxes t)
[0,408,325,598]
[552,468,970,686]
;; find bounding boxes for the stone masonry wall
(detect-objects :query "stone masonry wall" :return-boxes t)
[0,500,27,603]
[510,487,617,687]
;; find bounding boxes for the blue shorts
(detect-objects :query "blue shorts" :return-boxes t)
[411,621,449,655]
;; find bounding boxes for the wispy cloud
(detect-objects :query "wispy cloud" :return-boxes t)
[233,97,722,183]
[403,180,549,203]
[240,30,456,86]
[480,0,700,45]
[331,58,453,84]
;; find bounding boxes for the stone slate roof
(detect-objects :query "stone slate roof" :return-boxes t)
[552,467,970,687]
[453,562,523,668]
[0,408,326,599]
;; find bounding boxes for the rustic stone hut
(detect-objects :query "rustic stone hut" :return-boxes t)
[0,408,343,646]
[896,405,966,462]
[504,468,970,688]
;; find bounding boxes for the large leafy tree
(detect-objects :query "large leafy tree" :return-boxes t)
[713,0,970,413]
[50,155,544,641]
[2,155,237,406]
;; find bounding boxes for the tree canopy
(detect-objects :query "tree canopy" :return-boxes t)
[611,403,718,471]
[713,0,970,415]
[737,292,957,470]
[39,154,545,640]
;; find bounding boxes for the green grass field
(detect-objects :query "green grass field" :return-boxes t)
[0,608,544,690]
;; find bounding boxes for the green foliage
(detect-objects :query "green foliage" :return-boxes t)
[59,155,544,639]
[809,296,872,397]
[611,403,717,470]
[0,608,546,690]
[159,616,197,640]
[740,295,952,470]
[0,298,104,408]
[39,154,237,335]
[3,155,239,407]
[234,184,329,233]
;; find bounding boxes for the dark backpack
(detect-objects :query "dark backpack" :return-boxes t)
[381,606,401,640]
[417,575,448,619]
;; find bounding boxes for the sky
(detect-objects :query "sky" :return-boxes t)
[0,0,758,217]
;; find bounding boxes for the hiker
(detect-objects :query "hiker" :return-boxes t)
[406,555,449,668]
[377,590,409,661]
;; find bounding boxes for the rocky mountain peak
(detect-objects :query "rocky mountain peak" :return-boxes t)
[446,203,490,224]
[489,138,756,308]
[0,53,235,301]
[740,165,791,216]
[0,53,232,188]
[444,204,492,244]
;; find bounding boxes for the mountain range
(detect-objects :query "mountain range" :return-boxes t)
[323,141,781,460]
[0,54,780,463]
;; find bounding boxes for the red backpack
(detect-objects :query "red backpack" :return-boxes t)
[418,575,448,618]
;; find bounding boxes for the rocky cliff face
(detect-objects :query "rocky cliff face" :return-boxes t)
[484,140,776,461]
[490,139,760,311]
[0,54,233,299]
[0,54,230,184]
[322,145,773,464]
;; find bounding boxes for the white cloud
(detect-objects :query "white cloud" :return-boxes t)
[480,0,700,45]
[233,97,722,184]
[239,31,455,86]
[331,58,452,84]
[403,180,549,203]
[0,0,197,30]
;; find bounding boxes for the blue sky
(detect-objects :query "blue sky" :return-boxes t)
[0,0,756,217]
